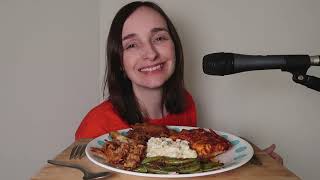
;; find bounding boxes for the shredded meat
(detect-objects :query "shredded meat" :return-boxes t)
[91,139,146,170]
[126,123,172,144]
[124,143,145,168]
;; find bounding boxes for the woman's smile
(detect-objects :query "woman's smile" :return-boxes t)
[139,62,164,73]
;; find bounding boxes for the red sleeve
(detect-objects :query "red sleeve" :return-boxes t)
[75,101,129,140]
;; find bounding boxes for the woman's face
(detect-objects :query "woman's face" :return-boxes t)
[121,7,176,91]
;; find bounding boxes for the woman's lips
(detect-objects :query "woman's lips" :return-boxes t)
[139,63,164,72]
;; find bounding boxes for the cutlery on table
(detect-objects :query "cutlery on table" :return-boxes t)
[47,160,112,180]
[70,144,87,160]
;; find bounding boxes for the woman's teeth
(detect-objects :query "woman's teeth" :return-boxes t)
[140,64,162,72]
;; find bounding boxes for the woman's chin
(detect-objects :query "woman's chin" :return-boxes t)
[133,80,166,90]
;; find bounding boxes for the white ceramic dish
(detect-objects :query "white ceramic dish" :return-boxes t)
[86,126,253,178]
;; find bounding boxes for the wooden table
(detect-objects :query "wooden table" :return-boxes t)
[31,139,300,180]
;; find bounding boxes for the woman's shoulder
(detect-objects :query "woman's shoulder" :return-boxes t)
[79,100,121,127]
[88,100,114,115]
[75,100,129,140]
[84,100,128,123]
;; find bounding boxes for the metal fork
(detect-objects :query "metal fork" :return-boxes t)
[48,160,112,180]
[70,144,87,159]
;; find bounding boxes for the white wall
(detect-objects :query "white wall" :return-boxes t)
[99,0,320,179]
[1,0,319,180]
[0,0,100,179]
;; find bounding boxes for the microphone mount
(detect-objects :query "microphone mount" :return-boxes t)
[287,69,320,92]
[280,55,320,92]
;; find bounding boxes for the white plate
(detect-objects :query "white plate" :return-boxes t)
[86,126,253,178]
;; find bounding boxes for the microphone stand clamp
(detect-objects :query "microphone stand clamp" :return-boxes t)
[280,55,320,92]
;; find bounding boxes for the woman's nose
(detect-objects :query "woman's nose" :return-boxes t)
[142,43,158,61]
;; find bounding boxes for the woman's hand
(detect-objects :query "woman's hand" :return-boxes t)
[262,144,284,165]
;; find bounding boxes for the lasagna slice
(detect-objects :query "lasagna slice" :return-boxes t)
[169,128,232,160]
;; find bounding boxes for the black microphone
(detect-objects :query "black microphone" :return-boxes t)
[203,52,320,76]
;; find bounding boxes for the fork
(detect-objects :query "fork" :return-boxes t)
[48,160,112,180]
[70,144,87,160]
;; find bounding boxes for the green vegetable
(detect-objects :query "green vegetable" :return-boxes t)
[163,157,196,165]
[141,156,163,164]
[138,156,224,174]
[145,164,170,174]
[162,165,179,172]
[177,161,201,173]
[134,166,148,173]
[201,161,223,172]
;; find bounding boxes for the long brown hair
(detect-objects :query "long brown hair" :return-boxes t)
[103,1,186,124]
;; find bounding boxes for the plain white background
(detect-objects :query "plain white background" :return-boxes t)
[1,0,320,179]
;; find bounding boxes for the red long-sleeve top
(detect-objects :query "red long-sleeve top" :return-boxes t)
[75,91,197,140]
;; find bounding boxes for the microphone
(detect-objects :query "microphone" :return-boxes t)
[203,52,320,76]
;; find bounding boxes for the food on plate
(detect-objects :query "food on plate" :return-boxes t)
[126,123,173,144]
[135,156,222,174]
[90,132,146,169]
[146,137,197,159]
[169,128,232,159]
[90,124,231,173]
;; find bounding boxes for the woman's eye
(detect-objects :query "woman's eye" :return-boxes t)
[154,36,168,42]
[156,37,164,41]
[125,43,137,50]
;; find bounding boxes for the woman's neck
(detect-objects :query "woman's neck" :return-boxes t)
[132,85,167,119]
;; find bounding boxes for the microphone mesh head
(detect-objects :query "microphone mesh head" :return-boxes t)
[203,52,234,75]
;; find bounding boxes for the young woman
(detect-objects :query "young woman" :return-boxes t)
[75,1,196,140]
[75,1,283,165]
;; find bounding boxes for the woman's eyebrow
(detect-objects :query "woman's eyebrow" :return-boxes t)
[151,27,169,33]
[122,33,136,41]
[122,27,169,41]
